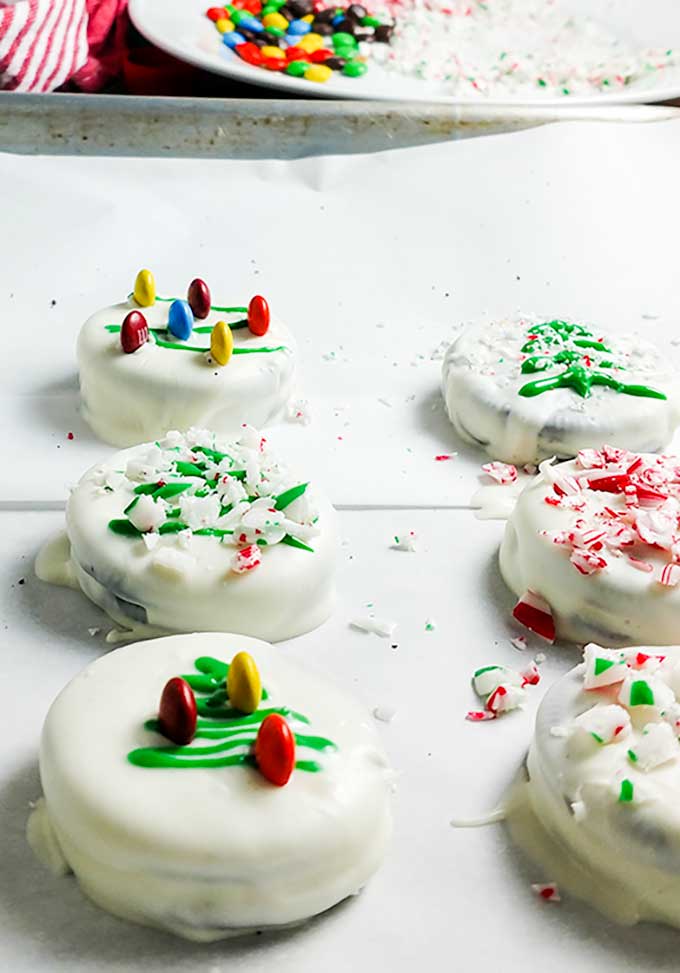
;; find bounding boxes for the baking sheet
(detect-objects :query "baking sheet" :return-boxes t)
[3,509,680,971]
[3,117,680,508]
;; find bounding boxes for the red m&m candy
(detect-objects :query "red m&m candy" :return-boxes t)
[248,295,270,336]
[120,310,149,354]
[158,677,197,745]
[255,713,295,786]
[187,278,211,319]
[206,6,229,20]
[235,41,264,66]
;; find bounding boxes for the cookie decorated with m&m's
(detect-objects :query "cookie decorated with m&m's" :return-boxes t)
[27,633,394,940]
[78,270,297,447]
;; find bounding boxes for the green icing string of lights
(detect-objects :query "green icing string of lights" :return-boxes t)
[127,656,337,771]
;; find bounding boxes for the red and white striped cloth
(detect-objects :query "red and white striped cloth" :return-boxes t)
[0,0,126,92]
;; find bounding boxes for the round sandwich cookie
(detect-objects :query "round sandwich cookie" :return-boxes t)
[27,633,394,940]
[78,270,296,447]
[508,642,680,928]
[500,446,680,646]
[441,316,679,465]
[36,426,336,642]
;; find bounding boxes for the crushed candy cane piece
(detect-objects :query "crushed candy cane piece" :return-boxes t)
[531,883,561,903]
[231,545,261,574]
[391,530,417,552]
[618,674,674,713]
[487,683,526,715]
[569,704,631,750]
[424,618,437,631]
[520,661,541,686]
[350,617,398,639]
[482,461,518,485]
[627,721,679,771]
[373,705,397,723]
[466,710,496,722]
[510,635,527,651]
[512,590,555,643]
[287,398,311,425]
[435,454,456,462]
[582,643,629,690]
[660,563,680,587]
[473,664,523,698]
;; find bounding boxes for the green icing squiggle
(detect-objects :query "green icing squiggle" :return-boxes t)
[515,320,666,401]
[127,656,337,772]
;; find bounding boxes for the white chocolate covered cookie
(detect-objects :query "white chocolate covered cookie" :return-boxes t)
[27,633,393,940]
[500,446,680,646]
[442,316,679,464]
[508,643,680,928]
[36,426,337,642]
[78,271,296,447]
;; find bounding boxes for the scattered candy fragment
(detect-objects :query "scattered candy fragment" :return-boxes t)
[482,461,518,485]
[531,883,561,903]
[373,704,397,723]
[510,635,527,651]
[512,590,555,643]
[248,295,270,336]
[210,320,234,365]
[287,398,311,425]
[158,677,197,745]
[350,616,397,639]
[133,268,156,307]
[227,651,262,713]
[466,710,496,723]
[255,713,296,785]
[569,704,630,750]
[627,721,679,771]
[619,778,634,803]
[424,618,436,632]
[486,683,525,715]
[473,664,523,698]
[391,530,417,552]
[231,544,262,573]
[435,453,455,462]
[582,643,628,690]
[120,310,150,354]
[187,278,211,319]
[168,299,194,341]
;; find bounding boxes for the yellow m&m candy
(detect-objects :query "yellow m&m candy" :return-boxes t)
[227,652,262,714]
[133,269,156,307]
[210,320,233,366]
[297,32,324,53]
[304,63,332,83]
[261,45,285,59]
[215,17,235,32]
[262,11,288,29]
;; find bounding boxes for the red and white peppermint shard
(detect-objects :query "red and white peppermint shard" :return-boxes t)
[512,590,555,643]
[231,544,261,574]
[531,883,561,903]
[482,461,518,485]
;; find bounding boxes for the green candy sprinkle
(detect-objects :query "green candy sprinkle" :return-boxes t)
[619,779,634,803]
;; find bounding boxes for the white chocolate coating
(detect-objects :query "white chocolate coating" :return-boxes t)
[27,633,394,940]
[508,644,680,929]
[441,316,679,464]
[78,298,297,447]
[36,428,337,642]
[500,448,680,646]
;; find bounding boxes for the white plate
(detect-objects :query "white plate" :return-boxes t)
[129,0,680,105]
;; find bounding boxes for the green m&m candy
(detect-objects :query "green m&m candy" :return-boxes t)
[285,60,309,77]
[343,59,367,77]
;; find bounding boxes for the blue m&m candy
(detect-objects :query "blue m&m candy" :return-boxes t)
[168,300,194,341]
[237,14,264,31]
[288,18,311,34]
[222,30,246,47]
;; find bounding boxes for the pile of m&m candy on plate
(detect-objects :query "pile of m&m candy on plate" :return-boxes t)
[206,0,395,83]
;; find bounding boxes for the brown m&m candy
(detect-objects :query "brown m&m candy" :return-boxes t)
[187,278,211,319]
[158,677,198,745]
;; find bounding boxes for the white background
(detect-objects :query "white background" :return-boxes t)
[3,120,680,969]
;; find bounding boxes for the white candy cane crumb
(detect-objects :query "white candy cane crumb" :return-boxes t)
[510,635,527,651]
[87,627,100,637]
[373,705,397,723]
[350,617,398,639]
